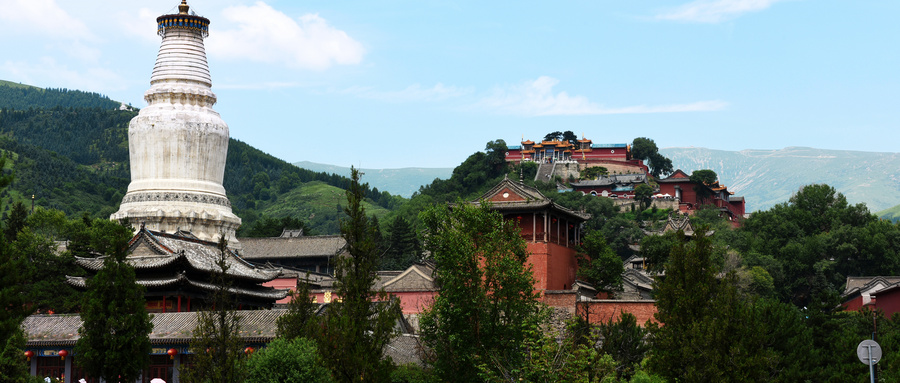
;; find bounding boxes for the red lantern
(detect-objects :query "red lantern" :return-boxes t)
[24,350,34,361]
[244,346,255,356]
[58,349,68,360]
[167,348,178,360]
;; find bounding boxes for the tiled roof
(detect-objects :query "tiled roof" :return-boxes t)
[571,173,647,187]
[377,264,437,292]
[843,276,900,296]
[238,235,347,260]
[78,229,281,282]
[478,176,590,221]
[148,231,282,281]
[384,334,424,366]
[65,274,290,300]
[23,310,291,347]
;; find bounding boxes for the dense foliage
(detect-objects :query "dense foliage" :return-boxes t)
[0,86,121,110]
[74,219,152,382]
[419,201,544,382]
[245,337,333,383]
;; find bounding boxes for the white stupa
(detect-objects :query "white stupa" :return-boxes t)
[111,1,241,248]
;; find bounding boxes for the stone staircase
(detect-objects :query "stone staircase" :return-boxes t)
[534,163,557,182]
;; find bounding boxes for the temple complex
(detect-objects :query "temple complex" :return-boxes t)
[66,227,289,312]
[110,0,242,248]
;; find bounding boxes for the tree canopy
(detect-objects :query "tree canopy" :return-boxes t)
[631,137,674,178]
[74,219,152,382]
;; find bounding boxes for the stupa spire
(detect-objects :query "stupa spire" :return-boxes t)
[112,2,242,248]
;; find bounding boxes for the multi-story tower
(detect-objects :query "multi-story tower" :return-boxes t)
[112,1,241,248]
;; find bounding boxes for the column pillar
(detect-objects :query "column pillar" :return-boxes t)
[64,356,71,383]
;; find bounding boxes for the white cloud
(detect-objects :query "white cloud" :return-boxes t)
[0,0,94,41]
[206,2,365,70]
[116,7,160,44]
[656,0,784,23]
[478,76,727,116]
[341,83,473,103]
[1,57,126,93]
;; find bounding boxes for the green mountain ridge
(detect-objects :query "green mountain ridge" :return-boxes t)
[294,161,453,198]
[660,146,900,213]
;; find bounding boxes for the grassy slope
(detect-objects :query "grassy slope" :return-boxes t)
[0,80,36,89]
[260,181,391,235]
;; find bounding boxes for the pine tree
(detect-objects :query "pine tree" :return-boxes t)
[74,219,152,382]
[182,237,246,383]
[276,272,319,341]
[382,216,420,270]
[317,167,399,382]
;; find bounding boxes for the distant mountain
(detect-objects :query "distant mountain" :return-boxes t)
[660,147,900,213]
[878,204,900,223]
[294,161,453,198]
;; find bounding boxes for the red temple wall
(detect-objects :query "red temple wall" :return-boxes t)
[526,242,577,291]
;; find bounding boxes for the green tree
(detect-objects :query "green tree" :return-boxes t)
[245,337,333,383]
[631,138,673,178]
[419,201,544,382]
[276,274,319,341]
[182,237,246,383]
[576,231,624,294]
[634,184,654,210]
[382,216,420,270]
[480,324,617,383]
[543,131,563,141]
[597,312,649,380]
[737,184,895,307]
[317,167,399,382]
[689,169,717,204]
[74,220,152,382]
[647,228,778,382]
[3,201,27,242]
[580,166,608,180]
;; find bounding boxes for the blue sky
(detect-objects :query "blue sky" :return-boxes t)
[1,0,897,168]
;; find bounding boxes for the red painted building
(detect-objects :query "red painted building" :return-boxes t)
[505,137,646,170]
[842,276,900,315]
[656,169,746,227]
[478,176,591,291]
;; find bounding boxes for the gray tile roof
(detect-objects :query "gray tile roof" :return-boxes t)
[477,176,590,221]
[384,334,424,366]
[65,274,290,300]
[376,264,437,292]
[238,235,347,260]
[23,310,291,347]
[843,276,900,296]
[570,173,647,187]
[121,229,279,280]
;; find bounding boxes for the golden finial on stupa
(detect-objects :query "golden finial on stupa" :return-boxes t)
[178,0,189,15]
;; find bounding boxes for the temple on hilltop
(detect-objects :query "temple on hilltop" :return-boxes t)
[505,136,649,184]
[110,0,242,248]
[66,227,289,312]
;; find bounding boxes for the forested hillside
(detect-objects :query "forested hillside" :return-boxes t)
[0,83,402,234]
[0,84,121,110]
